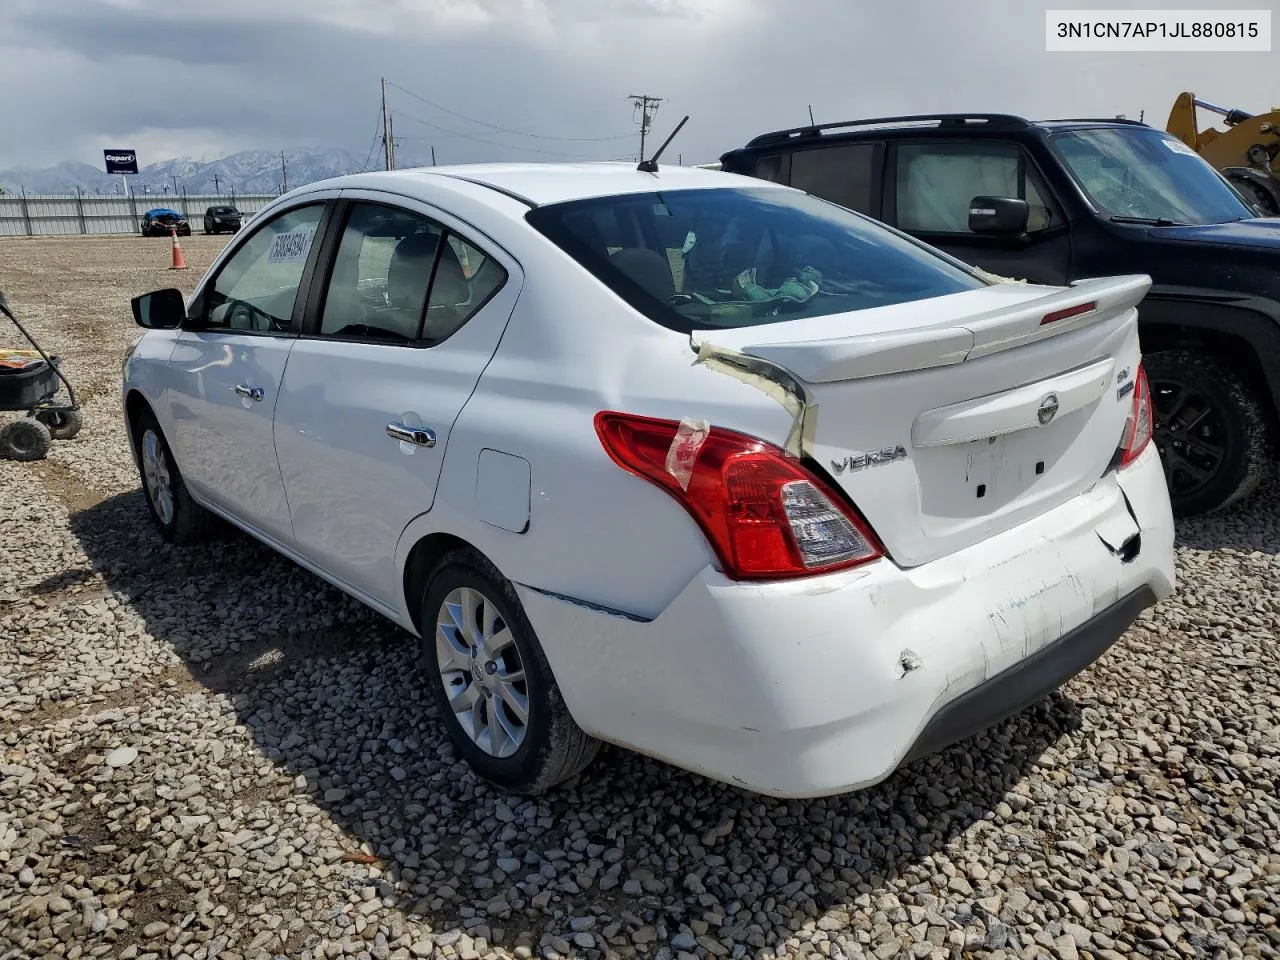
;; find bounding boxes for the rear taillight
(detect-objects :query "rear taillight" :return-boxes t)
[594,412,884,580]
[1119,364,1154,468]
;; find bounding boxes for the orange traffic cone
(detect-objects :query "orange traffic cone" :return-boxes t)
[169,226,188,271]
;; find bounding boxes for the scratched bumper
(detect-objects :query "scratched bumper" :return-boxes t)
[517,445,1176,798]
[902,584,1156,765]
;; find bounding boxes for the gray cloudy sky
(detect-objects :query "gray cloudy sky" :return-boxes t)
[1,0,1275,170]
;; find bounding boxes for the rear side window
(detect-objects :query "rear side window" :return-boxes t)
[315,202,509,345]
[526,186,984,334]
[788,143,880,215]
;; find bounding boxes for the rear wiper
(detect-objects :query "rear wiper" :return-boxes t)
[1109,215,1186,226]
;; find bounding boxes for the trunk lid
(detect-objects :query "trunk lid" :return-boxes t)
[694,275,1152,568]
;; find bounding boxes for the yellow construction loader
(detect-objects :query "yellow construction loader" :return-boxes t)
[1166,91,1280,215]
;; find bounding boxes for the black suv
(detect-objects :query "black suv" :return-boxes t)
[203,205,242,234]
[720,114,1280,518]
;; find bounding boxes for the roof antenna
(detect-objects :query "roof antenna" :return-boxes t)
[637,115,689,173]
[808,105,815,126]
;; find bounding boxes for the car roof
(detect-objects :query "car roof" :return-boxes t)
[312,162,784,207]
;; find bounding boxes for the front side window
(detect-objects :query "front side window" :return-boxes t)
[1049,127,1253,225]
[526,186,985,333]
[202,204,324,333]
[896,143,1058,234]
[317,203,509,344]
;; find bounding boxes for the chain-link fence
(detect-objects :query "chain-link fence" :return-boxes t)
[0,191,279,237]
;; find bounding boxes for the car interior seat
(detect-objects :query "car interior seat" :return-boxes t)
[381,231,442,340]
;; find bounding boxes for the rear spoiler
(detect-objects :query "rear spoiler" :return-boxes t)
[727,275,1152,384]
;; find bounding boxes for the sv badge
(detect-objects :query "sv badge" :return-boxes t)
[831,445,908,475]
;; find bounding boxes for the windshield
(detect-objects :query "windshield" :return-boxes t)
[526,186,985,332]
[1049,127,1254,225]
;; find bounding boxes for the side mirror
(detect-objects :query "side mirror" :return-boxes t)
[131,288,186,329]
[968,196,1030,236]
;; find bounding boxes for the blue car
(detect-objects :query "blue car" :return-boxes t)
[141,208,191,238]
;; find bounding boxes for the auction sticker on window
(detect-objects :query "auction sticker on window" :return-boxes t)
[267,226,317,263]
[1162,137,1200,158]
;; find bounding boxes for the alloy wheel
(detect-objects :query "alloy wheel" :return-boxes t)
[434,586,530,758]
[140,428,175,525]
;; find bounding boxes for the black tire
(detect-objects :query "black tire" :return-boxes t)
[0,419,52,461]
[131,408,219,544]
[1145,350,1271,517]
[418,549,601,794]
[34,407,84,441]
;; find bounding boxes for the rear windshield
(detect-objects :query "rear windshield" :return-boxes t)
[211,206,236,214]
[525,186,985,332]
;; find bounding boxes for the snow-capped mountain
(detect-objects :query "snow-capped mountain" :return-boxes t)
[0,147,399,196]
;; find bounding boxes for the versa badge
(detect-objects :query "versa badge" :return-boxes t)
[831,445,908,475]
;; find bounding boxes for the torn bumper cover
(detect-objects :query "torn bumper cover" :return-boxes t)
[516,443,1175,799]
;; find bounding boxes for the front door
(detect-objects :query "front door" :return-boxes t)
[890,140,1072,285]
[272,195,521,606]
[162,202,327,542]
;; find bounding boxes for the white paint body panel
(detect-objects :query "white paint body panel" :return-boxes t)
[163,331,296,542]
[121,162,1178,798]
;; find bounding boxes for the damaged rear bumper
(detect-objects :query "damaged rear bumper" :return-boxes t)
[901,584,1156,765]
[516,443,1176,799]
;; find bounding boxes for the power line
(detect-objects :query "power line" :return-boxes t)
[357,105,383,173]
[394,132,604,165]
[391,111,603,158]
[386,80,634,142]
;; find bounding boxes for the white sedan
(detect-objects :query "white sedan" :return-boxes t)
[122,162,1176,798]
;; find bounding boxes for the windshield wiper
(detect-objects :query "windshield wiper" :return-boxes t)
[1109,215,1187,227]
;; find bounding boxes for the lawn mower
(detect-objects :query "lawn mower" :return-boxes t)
[0,289,83,461]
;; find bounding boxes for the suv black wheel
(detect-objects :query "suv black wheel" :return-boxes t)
[418,548,601,794]
[1145,350,1270,517]
[132,408,220,544]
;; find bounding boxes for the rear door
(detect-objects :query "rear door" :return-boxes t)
[888,139,1072,284]
[162,200,331,543]
[272,192,522,606]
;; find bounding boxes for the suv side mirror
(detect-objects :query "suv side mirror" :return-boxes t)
[969,196,1030,236]
[131,288,186,329]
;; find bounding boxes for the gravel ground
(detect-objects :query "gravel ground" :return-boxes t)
[1,235,1279,960]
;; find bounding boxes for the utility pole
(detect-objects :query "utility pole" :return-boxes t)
[171,173,179,196]
[388,114,397,170]
[628,94,662,162]
[213,173,221,196]
[381,77,395,171]
[281,151,288,192]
